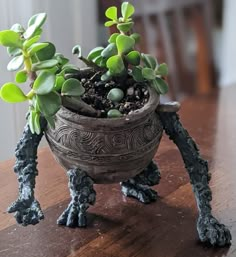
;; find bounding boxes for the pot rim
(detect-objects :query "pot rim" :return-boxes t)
[57,86,160,126]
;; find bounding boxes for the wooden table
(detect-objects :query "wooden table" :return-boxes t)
[0,86,235,257]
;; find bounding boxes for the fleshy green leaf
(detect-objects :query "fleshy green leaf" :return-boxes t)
[156,63,168,76]
[116,34,135,55]
[33,70,55,95]
[0,82,27,103]
[105,6,117,21]
[37,91,61,116]
[61,78,85,96]
[107,88,124,102]
[117,22,134,33]
[7,55,24,71]
[54,53,69,66]
[28,13,47,30]
[32,59,58,71]
[23,35,40,49]
[108,33,119,44]
[0,30,22,48]
[125,51,140,66]
[151,78,168,94]
[107,55,125,75]
[7,47,22,57]
[15,70,28,83]
[87,47,104,61]
[62,64,80,74]
[130,33,141,43]
[101,71,112,81]
[101,43,117,58]
[24,24,39,39]
[28,42,49,56]
[55,75,65,91]
[36,42,56,61]
[107,109,123,118]
[11,23,25,33]
[28,110,41,134]
[132,66,144,82]
[105,21,116,27]
[142,67,156,80]
[45,115,55,129]
[121,2,135,20]
[141,54,158,70]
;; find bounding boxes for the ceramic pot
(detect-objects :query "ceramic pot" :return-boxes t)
[45,87,163,183]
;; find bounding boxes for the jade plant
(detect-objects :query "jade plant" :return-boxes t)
[0,2,169,134]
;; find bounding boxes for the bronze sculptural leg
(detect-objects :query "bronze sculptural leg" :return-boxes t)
[121,161,161,203]
[158,110,231,246]
[57,168,96,227]
[7,118,47,226]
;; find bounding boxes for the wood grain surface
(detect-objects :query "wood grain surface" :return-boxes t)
[0,86,235,257]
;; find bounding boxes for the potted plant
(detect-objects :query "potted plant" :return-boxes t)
[0,2,231,247]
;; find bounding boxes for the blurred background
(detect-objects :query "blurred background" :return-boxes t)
[0,0,234,161]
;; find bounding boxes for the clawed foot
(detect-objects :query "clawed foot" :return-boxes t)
[121,181,158,204]
[197,215,232,246]
[57,202,88,227]
[7,199,44,226]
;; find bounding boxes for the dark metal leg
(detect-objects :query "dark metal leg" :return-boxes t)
[7,118,46,226]
[121,161,161,204]
[57,168,96,227]
[158,112,232,246]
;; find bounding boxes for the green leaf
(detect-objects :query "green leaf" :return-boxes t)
[24,24,39,39]
[116,34,135,55]
[36,42,56,61]
[7,47,22,57]
[54,53,69,66]
[7,55,24,71]
[62,64,79,74]
[28,13,47,29]
[107,109,123,118]
[105,6,117,20]
[72,44,82,57]
[101,43,117,58]
[87,46,104,61]
[125,51,140,66]
[28,110,41,134]
[132,66,144,82]
[15,70,28,83]
[142,67,156,80]
[130,33,141,43]
[108,33,119,44]
[156,63,168,76]
[61,78,85,96]
[54,75,65,91]
[23,35,40,49]
[101,71,112,81]
[33,70,55,95]
[11,23,25,33]
[151,78,168,94]
[107,55,125,75]
[121,2,135,20]
[45,115,55,129]
[37,91,61,117]
[93,55,103,66]
[0,30,22,48]
[28,42,49,56]
[0,82,27,103]
[105,21,116,27]
[141,54,158,70]
[117,22,134,33]
[107,88,124,102]
[32,59,58,71]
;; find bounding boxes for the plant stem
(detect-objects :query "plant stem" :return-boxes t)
[26,89,35,99]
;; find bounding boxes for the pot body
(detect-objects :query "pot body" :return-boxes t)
[45,88,163,183]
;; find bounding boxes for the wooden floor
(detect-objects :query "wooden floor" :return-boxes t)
[0,86,236,257]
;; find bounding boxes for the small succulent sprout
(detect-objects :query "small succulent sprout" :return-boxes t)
[11,23,25,33]
[105,6,118,27]
[107,88,124,102]
[61,78,85,96]
[24,13,47,39]
[156,63,168,76]
[121,2,135,21]
[72,44,82,58]
[0,82,28,103]
[107,109,123,118]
